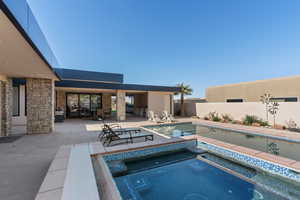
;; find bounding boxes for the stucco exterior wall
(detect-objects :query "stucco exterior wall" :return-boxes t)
[56,90,66,112]
[148,92,172,114]
[196,102,300,125]
[102,93,112,115]
[174,102,197,117]
[206,75,300,102]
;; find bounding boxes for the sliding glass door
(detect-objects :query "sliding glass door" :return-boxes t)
[67,94,80,118]
[66,93,102,118]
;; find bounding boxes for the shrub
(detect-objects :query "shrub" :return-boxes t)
[286,119,297,129]
[258,120,269,127]
[243,115,259,125]
[242,115,269,127]
[207,111,221,122]
[221,114,233,122]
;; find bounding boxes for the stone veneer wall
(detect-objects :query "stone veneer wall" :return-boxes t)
[102,93,111,114]
[0,78,12,136]
[26,78,54,134]
[116,90,126,121]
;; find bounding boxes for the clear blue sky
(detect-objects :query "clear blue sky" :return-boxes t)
[27,0,300,98]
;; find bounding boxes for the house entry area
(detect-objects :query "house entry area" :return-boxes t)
[66,93,102,118]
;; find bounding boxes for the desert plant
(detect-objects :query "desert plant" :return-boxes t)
[221,114,233,122]
[258,120,269,127]
[243,115,259,125]
[260,93,272,121]
[175,83,193,117]
[286,119,297,129]
[268,101,279,126]
[242,115,269,126]
[207,111,221,122]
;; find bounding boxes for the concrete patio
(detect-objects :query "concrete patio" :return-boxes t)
[0,118,168,200]
[2,117,300,200]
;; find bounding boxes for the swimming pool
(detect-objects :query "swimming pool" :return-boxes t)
[145,123,300,161]
[109,150,287,200]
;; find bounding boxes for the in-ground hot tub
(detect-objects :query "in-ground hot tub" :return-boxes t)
[93,139,300,200]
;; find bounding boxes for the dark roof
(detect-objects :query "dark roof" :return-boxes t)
[55,80,180,92]
[54,68,123,83]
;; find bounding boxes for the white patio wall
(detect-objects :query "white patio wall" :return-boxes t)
[195,102,300,125]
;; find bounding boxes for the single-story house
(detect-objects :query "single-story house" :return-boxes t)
[0,1,179,136]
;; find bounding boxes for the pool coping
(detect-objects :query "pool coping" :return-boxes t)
[35,121,300,200]
[183,135,300,184]
[147,122,300,172]
[194,120,300,143]
[34,138,197,200]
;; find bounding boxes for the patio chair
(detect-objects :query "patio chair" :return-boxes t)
[148,111,164,123]
[97,122,121,141]
[161,111,177,123]
[101,126,154,146]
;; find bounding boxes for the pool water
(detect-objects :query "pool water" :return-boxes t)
[145,123,300,161]
[114,157,284,200]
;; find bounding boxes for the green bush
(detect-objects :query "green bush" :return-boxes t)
[207,111,221,122]
[258,120,269,127]
[243,115,259,125]
[242,115,269,127]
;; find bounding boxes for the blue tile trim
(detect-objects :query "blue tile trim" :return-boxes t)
[197,141,300,183]
[103,140,197,162]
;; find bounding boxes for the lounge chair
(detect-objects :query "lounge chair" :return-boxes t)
[161,111,177,122]
[148,111,164,123]
[101,126,154,146]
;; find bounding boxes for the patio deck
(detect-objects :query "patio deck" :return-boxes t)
[0,118,167,200]
[2,117,300,200]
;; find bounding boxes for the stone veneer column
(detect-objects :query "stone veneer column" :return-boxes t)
[116,90,126,121]
[26,78,54,134]
[0,78,13,136]
[102,93,112,114]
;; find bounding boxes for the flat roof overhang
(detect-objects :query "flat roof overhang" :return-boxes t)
[55,80,180,93]
[0,4,59,80]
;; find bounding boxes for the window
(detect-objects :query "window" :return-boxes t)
[226,99,243,103]
[270,97,297,102]
[12,86,19,116]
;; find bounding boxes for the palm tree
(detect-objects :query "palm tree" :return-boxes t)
[175,83,193,117]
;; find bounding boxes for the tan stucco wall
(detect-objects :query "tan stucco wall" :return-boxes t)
[148,92,172,114]
[56,90,66,111]
[0,11,58,80]
[196,102,300,125]
[206,75,300,102]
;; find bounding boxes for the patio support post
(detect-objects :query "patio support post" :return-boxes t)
[26,78,54,134]
[170,94,174,115]
[0,77,12,136]
[116,90,126,121]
